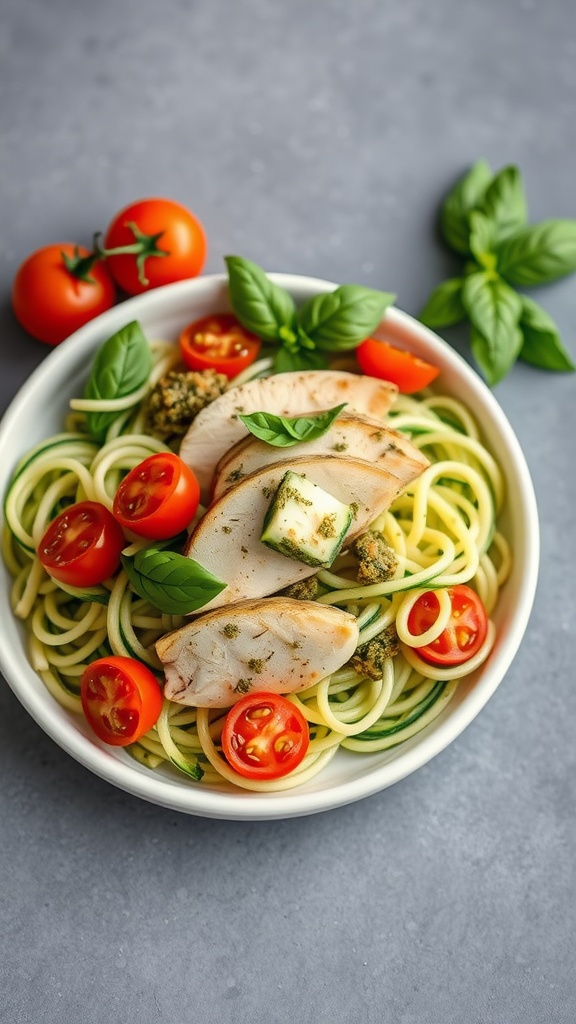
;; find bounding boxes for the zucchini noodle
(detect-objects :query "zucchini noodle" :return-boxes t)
[2,341,511,793]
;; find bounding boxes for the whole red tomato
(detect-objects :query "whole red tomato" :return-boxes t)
[12,243,116,346]
[103,197,207,295]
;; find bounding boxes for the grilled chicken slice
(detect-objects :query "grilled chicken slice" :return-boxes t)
[156,597,359,707]
[212,411,429,500]
[178,370,398,500]
[184,452,423,612]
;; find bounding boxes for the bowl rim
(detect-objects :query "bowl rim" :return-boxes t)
[0,273,540,820]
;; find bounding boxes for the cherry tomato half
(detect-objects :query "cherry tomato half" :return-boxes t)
[356,337,440,393]
[221,692,310,780]
[38,501,125,587]
[179,313,262,378]
[12,243,116,346]
[407,584,488,666]
[81,655,163,746]
[113,452,200,539]
[104,197,207,295]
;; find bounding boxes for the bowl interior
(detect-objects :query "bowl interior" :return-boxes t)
[0,274,539,819]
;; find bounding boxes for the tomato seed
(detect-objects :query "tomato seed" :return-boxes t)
[246,706,272,721]
[126,495,147,514]
[87,675,108,700]
[274,735,294,754]
[244,743,262,762]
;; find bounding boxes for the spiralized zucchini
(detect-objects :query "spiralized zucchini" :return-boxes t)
[2,341,511,792]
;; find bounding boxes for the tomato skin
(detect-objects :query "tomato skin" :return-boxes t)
[179,313,261,378]
[38,501,126,587]
[356,337,440,393]
[81,655,163,746]
[12,244,116,346]
[104,198,207,295]
[221,692,310,780]
[407,585,488,666]
[113,452,200,540]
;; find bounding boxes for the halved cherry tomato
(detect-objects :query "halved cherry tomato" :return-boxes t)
[113,452,200,539]
[103,197,207,295]
[407,584,488,666]
[179,313,261,378]
[221,692,310,780]
[12,243,116,346]
[81,655,162,746]
[356,337,440,393]
[38,501,125,587]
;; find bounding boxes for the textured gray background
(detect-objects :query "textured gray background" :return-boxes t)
[1,1,575,1022]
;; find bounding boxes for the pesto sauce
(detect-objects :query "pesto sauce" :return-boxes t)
[317,513,338,539]
[222,623,240,639]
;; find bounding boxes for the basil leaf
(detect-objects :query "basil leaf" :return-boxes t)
[470,322,524,387]
[239,403,347,448]
[297,285,395,352]
[83,321,152,442]
[272,347,328,373]
[462,271,522,340]
[468,211,497,269]
[496,219,576,287]
[518,297,575,371]
[440,159,493,255]
[418,277,466,328]
[238,413,297,447]
[462,272,523,384]
[122,548,226,615]
[225,255,297,343]
[475,165,528,244]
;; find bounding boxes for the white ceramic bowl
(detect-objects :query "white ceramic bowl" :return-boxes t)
[0,274,539,820]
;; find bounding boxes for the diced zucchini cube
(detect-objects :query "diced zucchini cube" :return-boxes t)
[260,470,353,567]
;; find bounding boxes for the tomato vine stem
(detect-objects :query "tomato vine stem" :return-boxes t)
[60,246,102,283]
[93,223,169,286]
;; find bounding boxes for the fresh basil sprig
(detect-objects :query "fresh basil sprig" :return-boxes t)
[225,255,395,373]
[239,403,347,448]
[122,544,226,615]
[83,321,152,441]
[420,160,576,384]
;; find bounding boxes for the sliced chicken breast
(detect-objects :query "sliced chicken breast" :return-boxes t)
[178,370,398,500]
[156,597,359,707]
[184,452,423,612]
[212,411,429,500]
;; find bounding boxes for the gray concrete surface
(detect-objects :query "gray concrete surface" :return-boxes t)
[1,1,575,1021]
